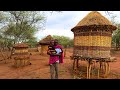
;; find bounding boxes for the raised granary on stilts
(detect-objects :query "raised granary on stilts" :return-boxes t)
[71,11,117,58]
[71,11,117,79]
[13,43,30,67]
[38,35,53,55]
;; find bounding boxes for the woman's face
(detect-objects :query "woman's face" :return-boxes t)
[50,41,55,46]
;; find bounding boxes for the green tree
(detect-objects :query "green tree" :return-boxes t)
[25,37,38,48]
[112,24,120,50]
[0,11,46,59]
[0,11,45,45]
[52,35,73,48]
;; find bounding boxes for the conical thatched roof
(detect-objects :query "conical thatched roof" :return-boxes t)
[13,43,29,48]
[39,35,53,45]
[71,11,117,31]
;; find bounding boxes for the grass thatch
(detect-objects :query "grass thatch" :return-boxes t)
[39,35,53,45]
[13,43,29,48]
[71,11,117,31]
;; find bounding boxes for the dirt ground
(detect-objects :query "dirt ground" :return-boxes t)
[0,48,120,79]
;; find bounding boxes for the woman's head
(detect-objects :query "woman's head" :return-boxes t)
[54,39,58,46]
[50,40,55,46]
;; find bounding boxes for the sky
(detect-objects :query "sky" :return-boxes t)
[35,11,120,41]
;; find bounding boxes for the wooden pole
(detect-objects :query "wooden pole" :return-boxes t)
[73,60,76,70]
[77,59,79,68]
[86,60,89,79]
[108,62,110,74]
[88,62,91,79]
[97,61,100,79]
[104,61,108,78]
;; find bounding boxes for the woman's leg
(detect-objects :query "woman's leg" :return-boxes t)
[54,62,59,79]
[50,64,54,79]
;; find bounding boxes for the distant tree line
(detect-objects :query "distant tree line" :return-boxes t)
[52,35,74,48]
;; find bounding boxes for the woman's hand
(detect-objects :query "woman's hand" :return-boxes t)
[52,53,61,56]
[47,50,51,55]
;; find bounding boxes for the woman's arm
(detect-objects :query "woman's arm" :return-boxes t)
[52,53,61,56]
[47,50,51,55]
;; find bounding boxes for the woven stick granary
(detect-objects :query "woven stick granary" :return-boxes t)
[38,35,53,54]
[13,43,30,67]
[71,11,117,58]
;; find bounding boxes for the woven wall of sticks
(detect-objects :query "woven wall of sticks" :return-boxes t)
[73,29,112,58]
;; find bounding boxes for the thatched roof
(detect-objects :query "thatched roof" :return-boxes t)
[39,35,53,45]
[71,11,117,31]
[13,43,29,48]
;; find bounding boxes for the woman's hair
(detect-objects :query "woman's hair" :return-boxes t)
[54,39,58,43]
[54,39,58,46]
[49,40,55,45]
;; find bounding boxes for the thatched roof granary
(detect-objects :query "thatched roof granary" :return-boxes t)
[38,35,53,55]
[13,43,30,67]
[39,35,53,45]
[71,11,117,58]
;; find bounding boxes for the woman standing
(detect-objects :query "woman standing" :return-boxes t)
[47,40,63,79]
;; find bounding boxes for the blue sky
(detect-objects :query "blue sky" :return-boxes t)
[35,11,120,41]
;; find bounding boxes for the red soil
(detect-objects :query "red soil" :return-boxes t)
[0,48,120,79]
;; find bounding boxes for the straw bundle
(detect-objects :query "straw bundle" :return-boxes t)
[71,11,117,58]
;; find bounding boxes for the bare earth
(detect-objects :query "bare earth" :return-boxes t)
[0,48,120,79]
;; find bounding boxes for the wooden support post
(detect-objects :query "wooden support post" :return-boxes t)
[100,62,104,73]
[91,60,95,77]
[104,61,108,78]
[73,60,76,70]
[77,59,79,68]
[97,61,100,79]
[108,62,110,74]
[102,62,104,72]
[86,60,89,79]
[93,60,96,69]
[100,61,102,70]
[105,62,110,78]
[86,59,92,79]
[88,63,91,79]
[73,58,78,79]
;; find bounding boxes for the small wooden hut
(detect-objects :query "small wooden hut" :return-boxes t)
[38,35,53,55]
[13,43,31,67]
[71,11,117,58]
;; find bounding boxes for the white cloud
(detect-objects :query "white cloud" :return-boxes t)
[36,28,74,40]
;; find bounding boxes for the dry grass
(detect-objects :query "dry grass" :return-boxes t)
[13,43,29,48]
[76,11,112,26]
[71,11,117,31]
[39,35,53,45]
